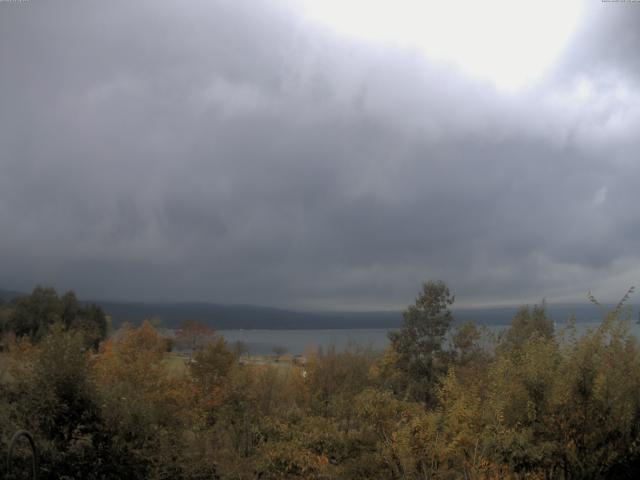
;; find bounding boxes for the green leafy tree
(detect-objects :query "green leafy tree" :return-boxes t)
[501,302,554,352]
[60,290,80,329]
[8,286,62,340]
[388,281,454,405]
[6,287,107,348]
[2,325,110,479]
[74,304,108,350]
[232,340,248,358]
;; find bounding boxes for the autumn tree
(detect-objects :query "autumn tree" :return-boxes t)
[190,337,236,420]
[95,321,204,479]
[175,320,214,359]
[305,345,374,418]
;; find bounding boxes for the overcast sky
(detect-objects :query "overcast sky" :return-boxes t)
[1,0,640,309]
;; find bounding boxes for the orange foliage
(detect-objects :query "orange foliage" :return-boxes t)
[94,321,196,426]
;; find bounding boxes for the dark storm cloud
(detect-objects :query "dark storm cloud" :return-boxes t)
[1,0,640,308]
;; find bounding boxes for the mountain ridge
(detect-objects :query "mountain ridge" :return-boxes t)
[1,288,619,329]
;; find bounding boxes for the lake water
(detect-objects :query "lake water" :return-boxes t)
[219,321,640,355]
[218,328,392,355]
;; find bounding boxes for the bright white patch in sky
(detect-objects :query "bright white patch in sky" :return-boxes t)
[593,186,607,206]
[302,0,584,90]
[574,77,594,101]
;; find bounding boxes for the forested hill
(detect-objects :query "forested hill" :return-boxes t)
[96,301,403,329]
[0,289,22,301]
[1,288,612,329]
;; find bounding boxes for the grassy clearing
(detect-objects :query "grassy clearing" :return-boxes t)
[162,351,304,378]
[163,353,189,377]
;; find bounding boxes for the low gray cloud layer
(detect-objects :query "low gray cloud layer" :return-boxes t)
[1,0,640,308]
